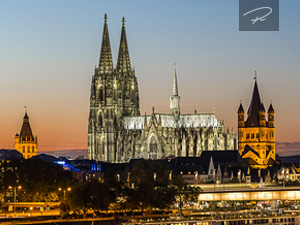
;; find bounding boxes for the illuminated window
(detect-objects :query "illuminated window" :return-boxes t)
[27,146,30,153]
[251,133,254,139]
[256,133,259,138]
[32,146,35,152]
[22,146,25,153]
[246,133,250,139]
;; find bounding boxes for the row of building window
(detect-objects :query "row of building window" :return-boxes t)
[183,176,195,180]
[240,132,274,139]
[22,146,35,153]
[226,217,295,225]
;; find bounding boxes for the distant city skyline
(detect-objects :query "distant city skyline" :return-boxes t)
[0,1,300,157]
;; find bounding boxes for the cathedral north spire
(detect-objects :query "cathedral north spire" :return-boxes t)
[98,13,113,74]
[116,17,131,73]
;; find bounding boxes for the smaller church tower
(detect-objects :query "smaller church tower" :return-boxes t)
[15,109,38,159]
[170,64,180,121]
[238,72,276,169]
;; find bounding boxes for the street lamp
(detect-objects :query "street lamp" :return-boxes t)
[8,185,22,202]
[238,170,241,187]
[8,185,22,212]
[282,168,289,188]
[58,187,71,201]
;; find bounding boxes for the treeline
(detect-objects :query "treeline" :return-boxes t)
[0,158,75,202]
[0,158,201,216]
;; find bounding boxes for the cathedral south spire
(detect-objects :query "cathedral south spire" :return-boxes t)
[116,17,131,74]
[98,14,113,74]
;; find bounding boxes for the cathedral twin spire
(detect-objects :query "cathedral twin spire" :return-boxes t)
[117,17,131,73]
[98,14,131,74]
[98,14,113,73]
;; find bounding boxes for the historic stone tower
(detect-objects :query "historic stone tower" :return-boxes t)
[88,15,140,161]
[238,73,276,169]
[15,110,38,159]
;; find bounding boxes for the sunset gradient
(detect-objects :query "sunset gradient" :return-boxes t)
[0,0,300,158]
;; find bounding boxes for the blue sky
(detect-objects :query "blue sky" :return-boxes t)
[0,0,300,157]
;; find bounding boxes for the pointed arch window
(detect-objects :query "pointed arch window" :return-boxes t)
[99,113,103,127]
[99,87,104,101]
[149,135,158,159]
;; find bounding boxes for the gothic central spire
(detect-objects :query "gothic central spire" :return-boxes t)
[98,14,113,74]
[173,63,179,96]
[117,17,131,74]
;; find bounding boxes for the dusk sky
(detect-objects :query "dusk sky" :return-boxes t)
[0,0,299,158]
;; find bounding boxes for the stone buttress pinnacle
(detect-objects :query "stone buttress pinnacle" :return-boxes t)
[98,14,113,73]
[116,17,131,73]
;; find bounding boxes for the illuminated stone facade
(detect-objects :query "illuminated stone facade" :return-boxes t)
[88,15,237,163]
[238,76,275,169]
[15,112,38,159]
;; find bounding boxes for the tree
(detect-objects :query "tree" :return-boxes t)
[125,160,175,212]
[0,158,76,202]
[68,179,112,218]
[107,159,185,213]
[170,171,202,215]
[172,184,202,215]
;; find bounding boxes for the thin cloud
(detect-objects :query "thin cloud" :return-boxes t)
[39,149,87,159]
[276,142,300,156]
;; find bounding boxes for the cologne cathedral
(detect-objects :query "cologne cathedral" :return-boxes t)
[88,15,237,163]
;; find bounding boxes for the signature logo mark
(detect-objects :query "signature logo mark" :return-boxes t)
[243,7,272,24]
